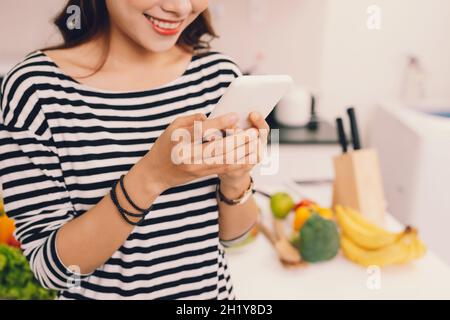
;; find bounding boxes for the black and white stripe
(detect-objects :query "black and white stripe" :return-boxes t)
[0,50,240,300]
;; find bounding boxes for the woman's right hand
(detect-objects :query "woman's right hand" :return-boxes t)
[53,112,259,275]
[138,112,258,194]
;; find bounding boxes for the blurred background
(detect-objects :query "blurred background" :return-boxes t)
[2,0,450,129]
[1,0,449,299]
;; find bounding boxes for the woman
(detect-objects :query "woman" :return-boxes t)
[0,0,268,300]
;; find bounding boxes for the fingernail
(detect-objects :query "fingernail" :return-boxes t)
[252,112,261,120]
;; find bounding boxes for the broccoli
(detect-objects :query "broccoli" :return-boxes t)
[299,213,340,263]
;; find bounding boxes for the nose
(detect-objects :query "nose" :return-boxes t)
[161,0,192,17]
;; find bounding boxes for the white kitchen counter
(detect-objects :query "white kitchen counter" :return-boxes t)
[226,145,450,299]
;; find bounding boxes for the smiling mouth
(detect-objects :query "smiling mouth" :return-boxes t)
[143,14,183,35]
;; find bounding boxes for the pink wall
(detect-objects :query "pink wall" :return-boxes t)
[0,0,61,63]
[210,0,327,91]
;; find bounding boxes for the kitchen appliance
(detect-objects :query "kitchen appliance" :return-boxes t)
[275,85,313,127]
[267,91,338,145]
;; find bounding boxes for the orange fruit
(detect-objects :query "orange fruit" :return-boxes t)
[293,207,312,231]
[0,198,5,215]
[0,214,15,244]
[318,208,334,220]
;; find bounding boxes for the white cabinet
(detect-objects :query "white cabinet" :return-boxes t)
[370,102,450,265]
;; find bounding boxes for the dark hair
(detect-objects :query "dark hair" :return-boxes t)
[44,0,217,75]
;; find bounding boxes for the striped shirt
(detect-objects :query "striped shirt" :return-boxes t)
[0,50,241,300]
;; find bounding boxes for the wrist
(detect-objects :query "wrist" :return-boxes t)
[219,174,252,199]
[129,159,167,199]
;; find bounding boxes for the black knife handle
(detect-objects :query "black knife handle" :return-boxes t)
[347,107,361,150]
[336,118,348,153]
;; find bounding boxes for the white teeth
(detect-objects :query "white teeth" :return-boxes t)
[145,15,181,30]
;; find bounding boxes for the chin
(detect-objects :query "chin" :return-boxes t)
[142,39,179,53]
[132,28,183,53]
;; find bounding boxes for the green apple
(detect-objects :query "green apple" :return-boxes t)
[270,192,294,220]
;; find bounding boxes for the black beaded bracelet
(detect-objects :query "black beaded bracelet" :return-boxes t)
[119,175,152,213]
[110,180,145,226]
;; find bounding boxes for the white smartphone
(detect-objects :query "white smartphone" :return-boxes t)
[208,75,293,129]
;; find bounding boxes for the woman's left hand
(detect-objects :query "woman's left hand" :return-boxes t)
[218,112,270,195]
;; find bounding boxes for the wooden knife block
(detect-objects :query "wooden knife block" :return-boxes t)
[332,148,386,225]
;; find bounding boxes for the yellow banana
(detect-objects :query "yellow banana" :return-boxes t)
[335,205,404,250]
[340,231,416,267]
[397,229,418,264]
[411,234,427,260]
[345,206,392,234]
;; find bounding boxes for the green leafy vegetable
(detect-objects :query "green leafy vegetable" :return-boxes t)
[0,244,56,300]
[299,213,340,263]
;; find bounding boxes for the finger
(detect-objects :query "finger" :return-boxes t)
[179,128,259,165]
[249,112,270,143]
[222,150,260,173]
[202,113,239,140]
[178,118,221,145]
[198,145,260,176]
[235,143,260,165]
[235,139,265,166]
[201,127,259,160]
[181,122,206,144]
[249,112,269,130]
[203,136,259,168]
[234,138,260,163]
[172,113,207,128]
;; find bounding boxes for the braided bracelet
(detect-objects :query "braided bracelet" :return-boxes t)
[110,180,145,226]
[111,180,146,218]
[119,174,153,213]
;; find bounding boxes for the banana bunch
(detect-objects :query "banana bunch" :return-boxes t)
[335,205,426,267]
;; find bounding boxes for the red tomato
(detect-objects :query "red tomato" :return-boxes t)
[7,235,21,249]
[293,199,317,211]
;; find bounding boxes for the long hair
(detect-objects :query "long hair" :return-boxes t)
[44,0,217,76]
